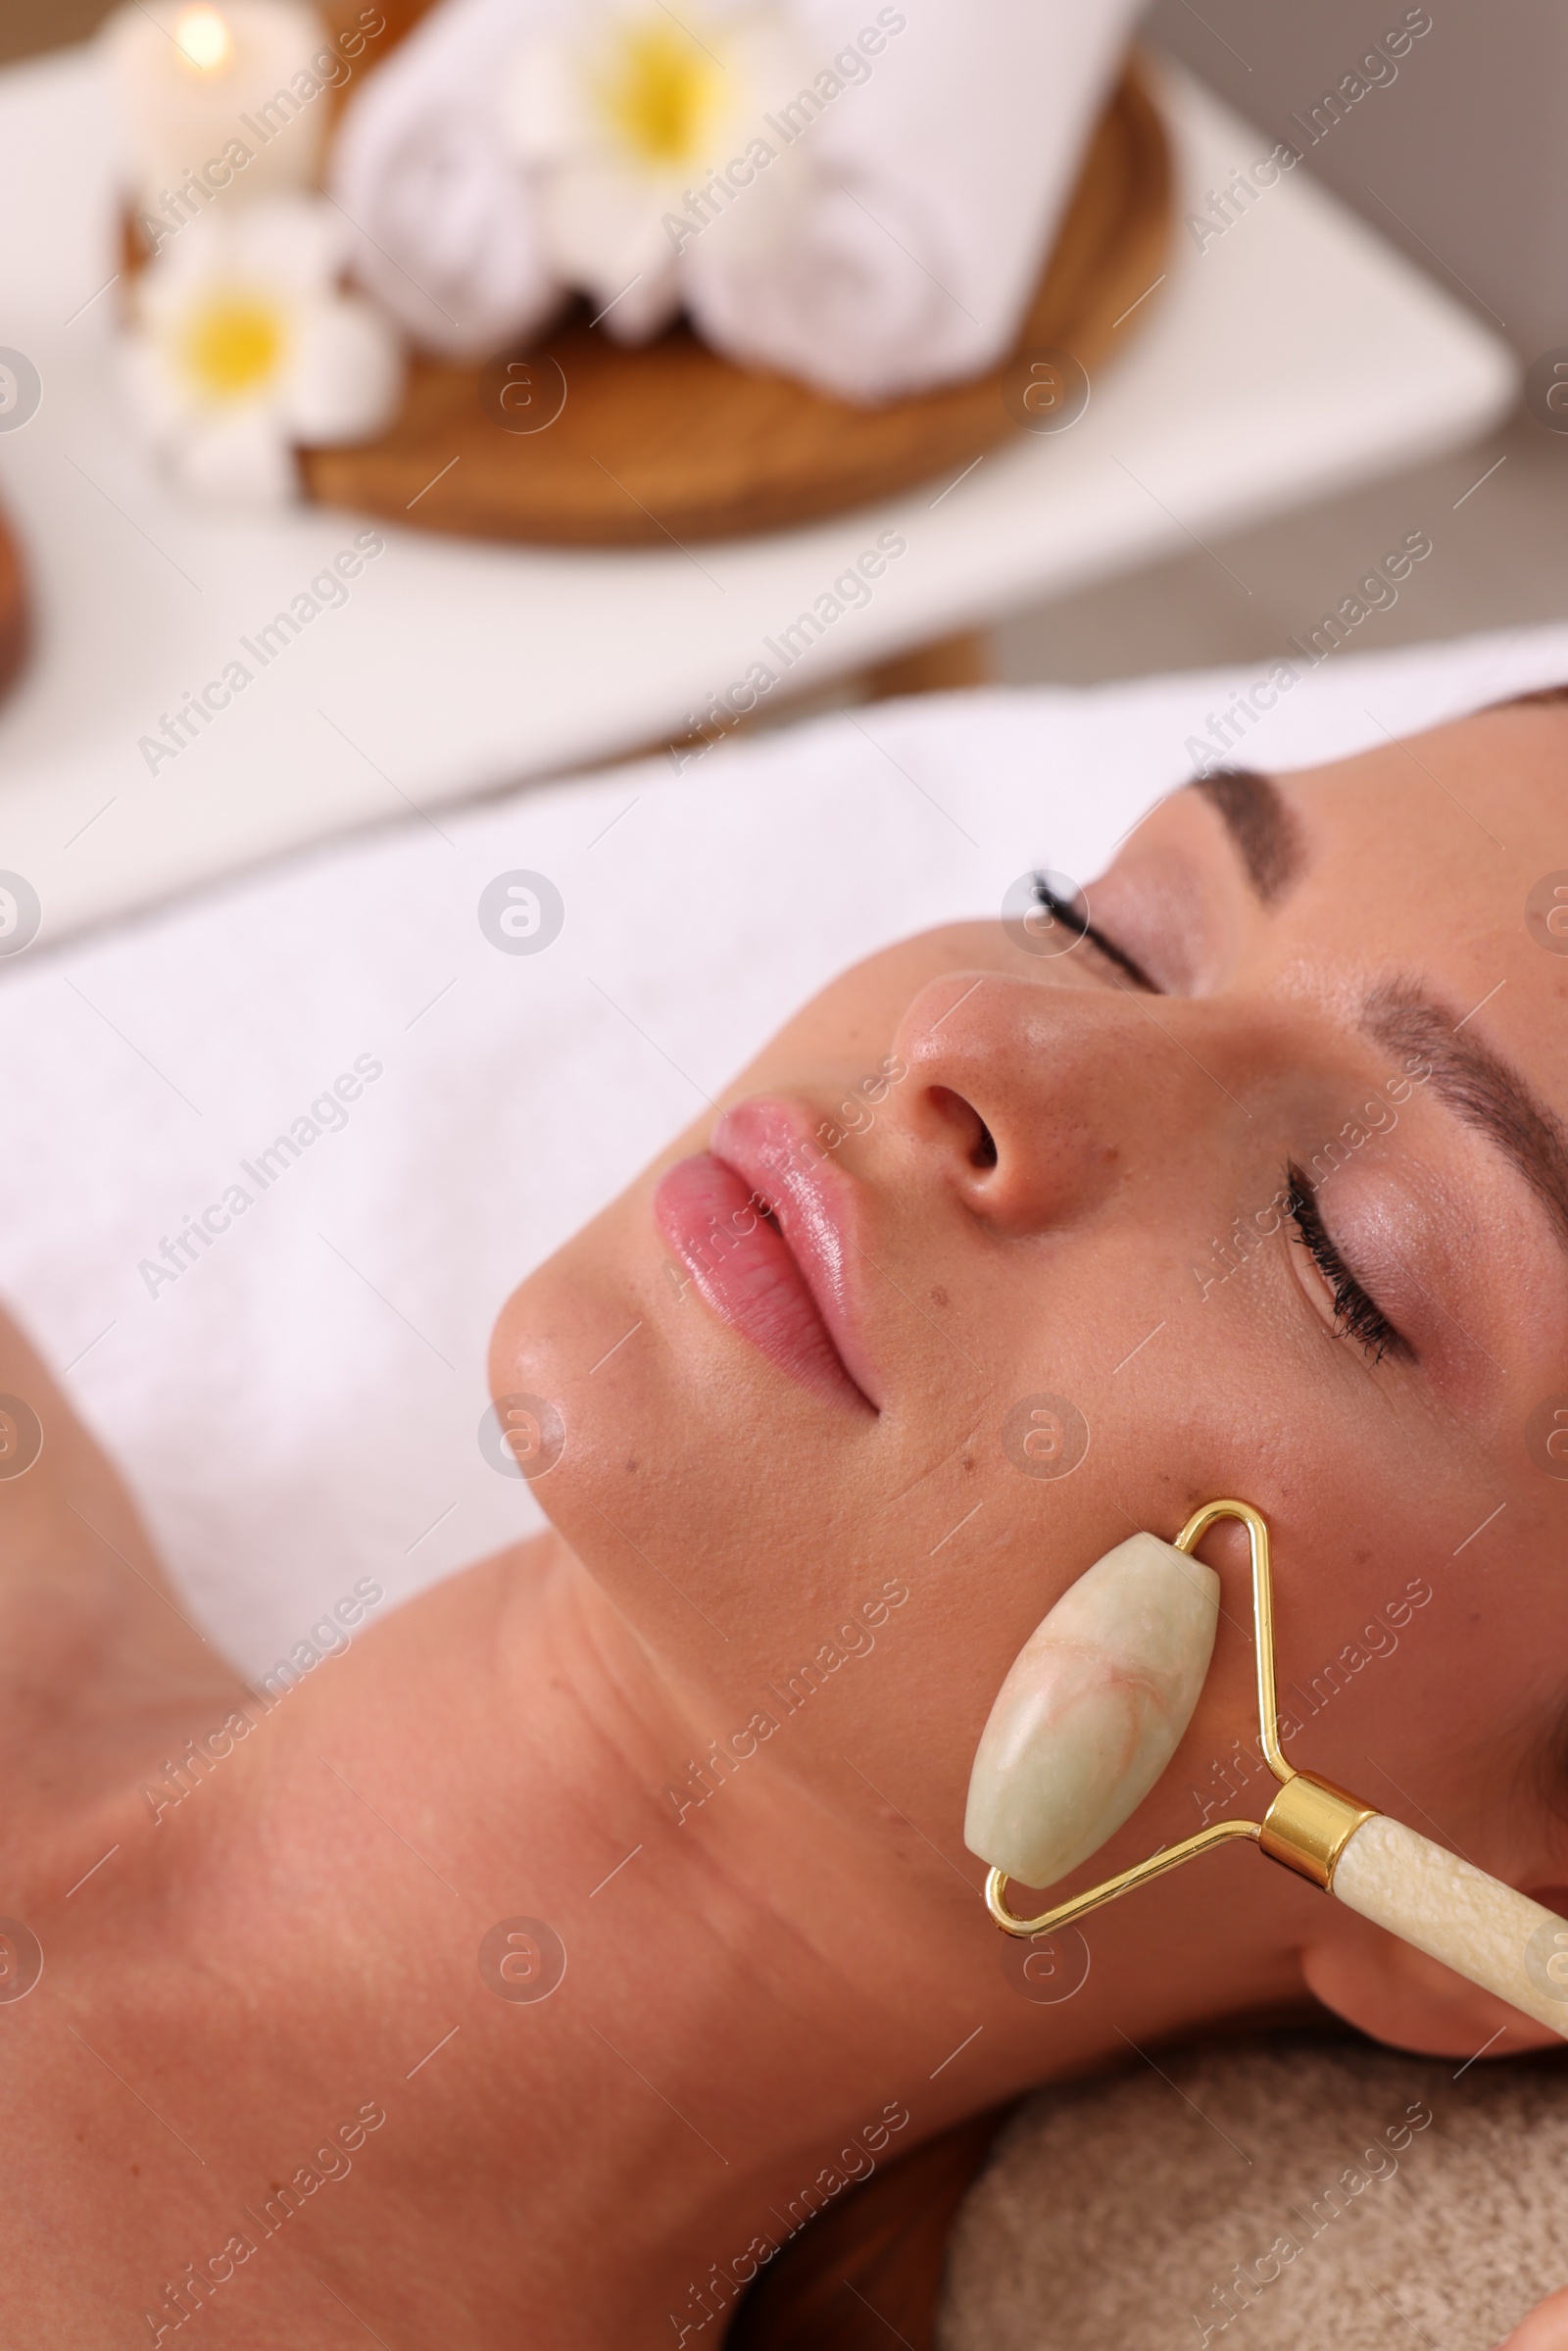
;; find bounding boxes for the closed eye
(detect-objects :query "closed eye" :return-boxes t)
[1286,1161,1411,1364]
[1030,873,1159,993]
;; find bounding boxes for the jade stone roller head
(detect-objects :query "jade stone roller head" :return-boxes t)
[963,1530,1220,1890]
[966,1498,1568,2040]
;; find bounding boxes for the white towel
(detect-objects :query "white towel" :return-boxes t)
[329,0,562,359]
[329,0,1143,396]
[681,0,1148,403]
[5,629,1566,1679]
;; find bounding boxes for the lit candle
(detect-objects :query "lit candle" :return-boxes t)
[102,0,333,220]
[176,10,237,73]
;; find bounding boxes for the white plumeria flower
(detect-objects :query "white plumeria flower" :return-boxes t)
[503,2,808,343]
[123,196,404,504]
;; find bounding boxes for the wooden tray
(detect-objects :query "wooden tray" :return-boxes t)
[0,504,26,701]
[303,56,1170,546]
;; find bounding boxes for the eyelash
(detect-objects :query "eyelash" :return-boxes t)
[1029,874,1155,990]
[1285,1161,1408,1364]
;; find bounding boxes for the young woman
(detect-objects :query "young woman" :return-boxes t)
[4,693,1568,2348]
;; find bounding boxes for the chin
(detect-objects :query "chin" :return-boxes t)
[486,1182,876,1683]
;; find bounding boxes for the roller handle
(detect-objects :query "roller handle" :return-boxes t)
[1332,1814,1568,2040]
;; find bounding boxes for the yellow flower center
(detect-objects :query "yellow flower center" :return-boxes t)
[180,294,287,401]
[594,24,724,168]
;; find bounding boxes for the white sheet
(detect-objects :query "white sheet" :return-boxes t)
[5,621,1565,1678]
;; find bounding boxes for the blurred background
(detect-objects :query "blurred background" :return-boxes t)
[6,0,1562,691]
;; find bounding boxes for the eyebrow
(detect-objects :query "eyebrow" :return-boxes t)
[1189,769,1306,905]
[1363,978,1568,1252]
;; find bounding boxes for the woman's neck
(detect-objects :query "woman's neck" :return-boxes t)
[24,1533,1303,2348]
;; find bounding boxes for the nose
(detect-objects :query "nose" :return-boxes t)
[889,971,1240,1240]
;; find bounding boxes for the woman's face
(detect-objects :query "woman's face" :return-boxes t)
[492,704,1568,1896]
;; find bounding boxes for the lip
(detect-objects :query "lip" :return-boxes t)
[654,1098,879,1415]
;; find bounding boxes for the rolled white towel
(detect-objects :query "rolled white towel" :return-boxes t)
[329,0,564,359]
[332,0,1145,396]
[680,0,1149,403]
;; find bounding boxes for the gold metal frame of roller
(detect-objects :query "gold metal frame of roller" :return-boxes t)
[987,1499,1379,1939]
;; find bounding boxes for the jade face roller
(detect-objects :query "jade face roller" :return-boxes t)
[965,1498,1568,2038]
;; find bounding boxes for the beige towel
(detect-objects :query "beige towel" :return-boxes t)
[940,2034,1568,2351]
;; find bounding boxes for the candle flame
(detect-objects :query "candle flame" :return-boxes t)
[173,6,234,74]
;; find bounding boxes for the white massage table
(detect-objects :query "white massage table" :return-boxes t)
[0,43,1514,944]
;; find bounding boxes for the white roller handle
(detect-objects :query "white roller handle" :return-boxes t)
[1333,1815,1568,2038]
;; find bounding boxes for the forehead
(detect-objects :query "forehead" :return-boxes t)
[1287,704,1567,879]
